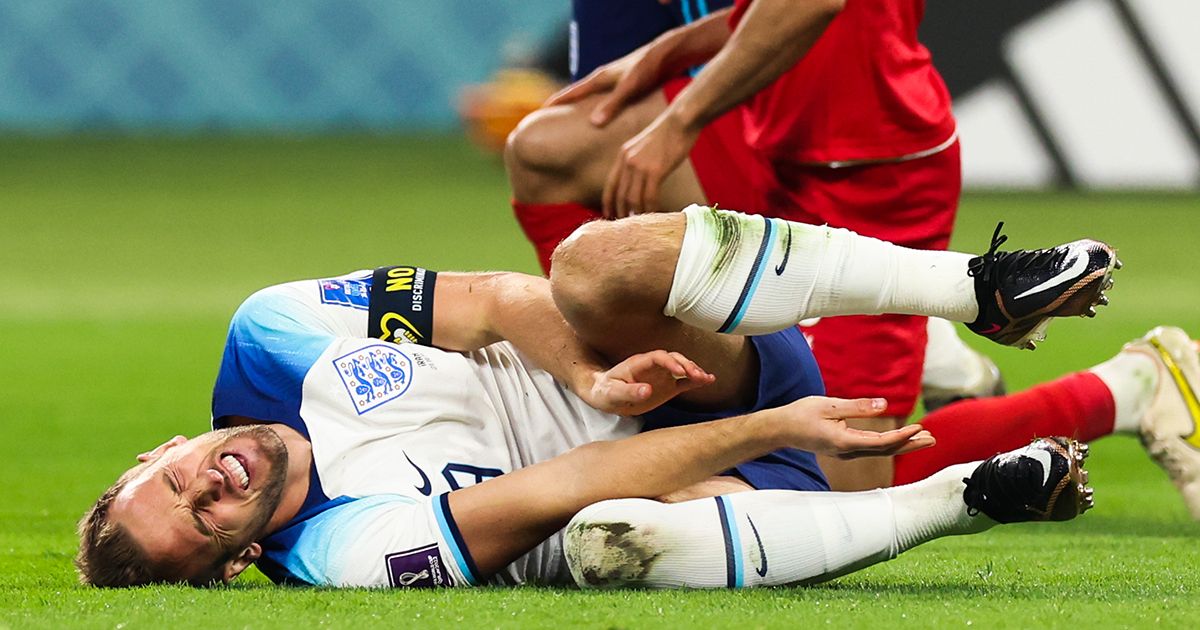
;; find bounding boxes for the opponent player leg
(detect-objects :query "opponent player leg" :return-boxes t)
[505,89,706,273]
[565,437,1092,588]
[895,326,1200,519]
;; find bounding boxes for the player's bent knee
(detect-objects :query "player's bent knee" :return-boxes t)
[505,107,584,176]
[549,221,627,318]
[564,499,669,589]
[550,219,605,278]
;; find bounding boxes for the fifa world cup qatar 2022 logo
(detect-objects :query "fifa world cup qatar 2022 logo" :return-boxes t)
[385,543,451,588]
[333,344,414,414]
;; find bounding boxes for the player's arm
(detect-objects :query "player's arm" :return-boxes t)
[600,0,844,216]
[546,8,735,121]
[663,0,844,138]
[428,271,715,416]
[449,396,933,576]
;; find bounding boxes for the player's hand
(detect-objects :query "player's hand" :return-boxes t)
[583,350,715,416]
[779,397,935,459]
[602,112,699,218]
[546,43,669,127]
[136,435,188,463]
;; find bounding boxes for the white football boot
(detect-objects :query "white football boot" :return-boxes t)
[921,317,1007,412]
[1124,326,1200,520]
[922,347,1006,412]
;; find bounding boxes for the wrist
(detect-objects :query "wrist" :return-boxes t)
[571,365,603,400]
[663,104,705,139]
[736,408,789,454]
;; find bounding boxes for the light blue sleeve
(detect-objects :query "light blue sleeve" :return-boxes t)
[212,285,337,428]
[262,494,471,588]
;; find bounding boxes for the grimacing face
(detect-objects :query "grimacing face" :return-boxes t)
[109,425,289,583]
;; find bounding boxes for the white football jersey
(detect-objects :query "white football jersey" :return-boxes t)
[211,270,640,588]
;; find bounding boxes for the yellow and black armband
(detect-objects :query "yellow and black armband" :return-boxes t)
[368,266,437,346]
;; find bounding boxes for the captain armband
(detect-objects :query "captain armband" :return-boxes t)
[368,266,438,346]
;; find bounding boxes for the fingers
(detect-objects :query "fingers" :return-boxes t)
[892,430,936,455]
[546,73,605,107]
[602,381,654,407]
[835,426,936,460]
[634,350,714,383]
[602,161,621,218]
[606,155,663,218]
[139,434,187,462]
[602,158,646,219]
[607,152,642,218]
[665,351,714,383]
[816,397,889,420]
[591,81,635,127]
[621,170,646,218]
[643,170,662,215]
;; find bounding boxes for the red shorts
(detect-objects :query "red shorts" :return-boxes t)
[663,77,775,214]
[780,145,961,418]
[673,73,962,418]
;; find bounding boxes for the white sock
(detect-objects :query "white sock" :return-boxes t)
[564,464,992,589]
[922,317,989,390]
[665,205,978,335]
[1089,351,1159,433]
[889,462,995,551]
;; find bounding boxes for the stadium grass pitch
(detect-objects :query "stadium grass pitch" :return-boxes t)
[1,135,1197,628]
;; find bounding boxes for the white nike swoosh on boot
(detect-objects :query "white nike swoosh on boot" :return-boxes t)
[1013,250,1090,300]
[1028,448,1053,486]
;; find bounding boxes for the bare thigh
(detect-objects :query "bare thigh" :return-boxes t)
[506,90,705,210]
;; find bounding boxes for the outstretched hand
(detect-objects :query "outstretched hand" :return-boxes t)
[582,350,716,417]
[780,397,935,459]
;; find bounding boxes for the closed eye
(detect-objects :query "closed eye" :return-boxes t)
[162,469,179,495]
[163,468,214,537]
[191,509,214,538]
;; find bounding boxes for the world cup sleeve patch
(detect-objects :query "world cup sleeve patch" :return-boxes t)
[368,266,437,346]
[319,277,371,310]
[333,344,414,414]
[385,543,453,588]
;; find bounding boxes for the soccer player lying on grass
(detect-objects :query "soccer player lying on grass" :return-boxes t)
[77,206,1159,588]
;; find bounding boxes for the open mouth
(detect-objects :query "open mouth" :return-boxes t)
[219,453,251,491]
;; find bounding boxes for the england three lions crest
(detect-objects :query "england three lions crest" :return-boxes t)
[333,344,414,414]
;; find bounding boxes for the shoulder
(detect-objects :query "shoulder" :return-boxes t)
[259,494,460,588]
[228,283,312,336]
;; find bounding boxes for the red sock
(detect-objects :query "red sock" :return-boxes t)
[893,371,1116,485]
[512,201,601,275]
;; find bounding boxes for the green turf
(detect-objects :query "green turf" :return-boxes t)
[1,135,1198,628]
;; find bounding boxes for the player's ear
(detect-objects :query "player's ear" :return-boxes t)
[220,542,262,584]
[137,435,188,463]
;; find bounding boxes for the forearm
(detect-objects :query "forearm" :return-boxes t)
[666,0,843,133]
[649,8,734,78]
[451,408,785,573]
[433,272,606,396]
[540,411,780,507]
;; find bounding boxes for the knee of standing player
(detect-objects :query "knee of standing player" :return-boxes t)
[564,499,670,589]
[504,107,580,179]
